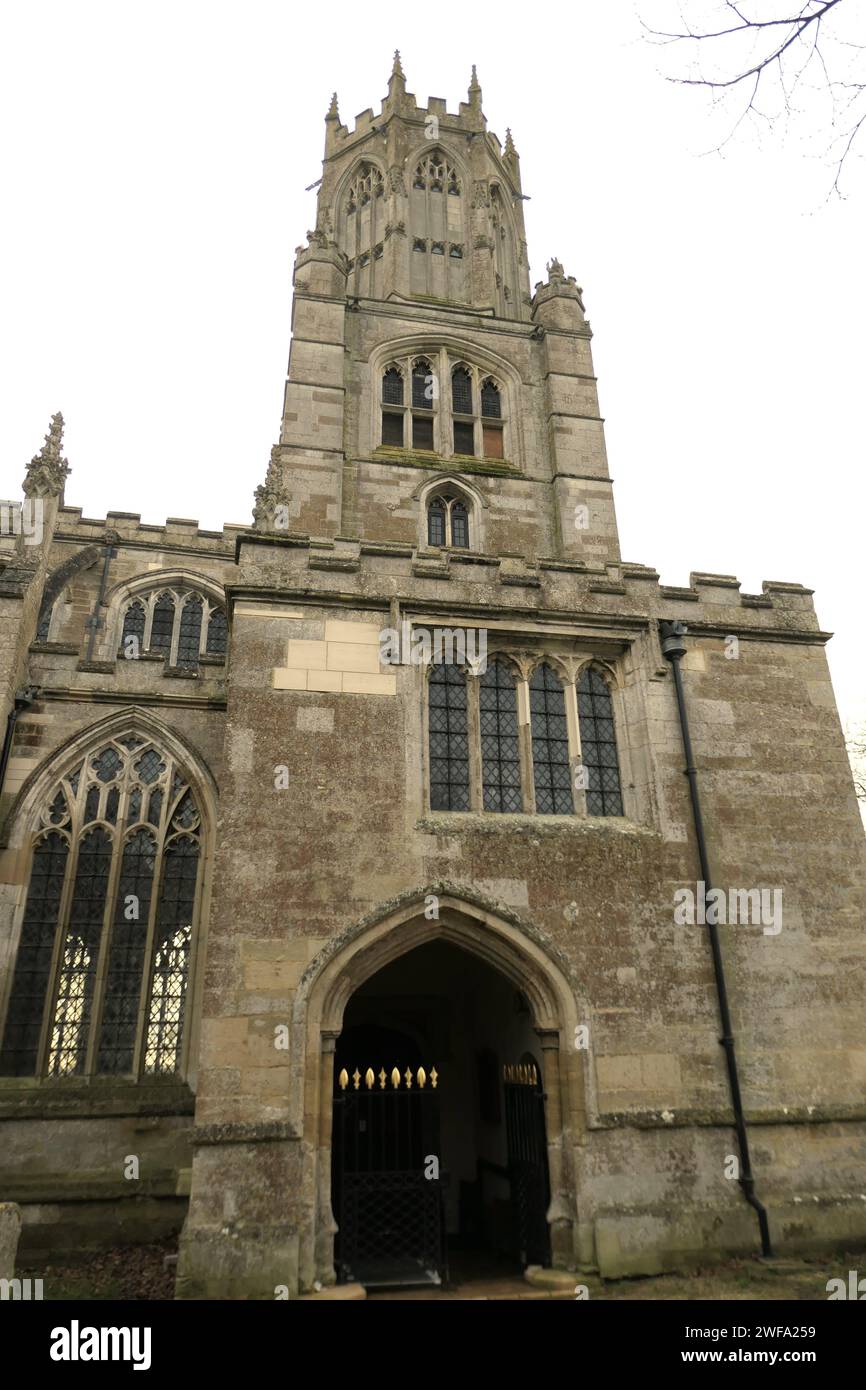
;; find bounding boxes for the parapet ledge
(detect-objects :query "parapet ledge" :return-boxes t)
[56,505,246,549]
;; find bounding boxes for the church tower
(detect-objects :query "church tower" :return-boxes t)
[253,53,620,569]
[171,59,866,1299]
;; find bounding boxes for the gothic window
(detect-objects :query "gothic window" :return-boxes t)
[412,359,435,450]
[382,361,437,451]
[0,735,203,1079]
[116,587,227,670]
[426,492,471,549]
[176,595,203,668]
[205,607,228,656]
[413,150,460,194]
[344,161,385,297]
[378,353,509,465]
[481,378,504,460]
[480,662,522,812]
[427,498,446,547]
[428,665,470,811]
[452,367,475,456]
[530,665,574,815]
[149,593,175,655]
[577,666,624,816]
[119,600,146,658]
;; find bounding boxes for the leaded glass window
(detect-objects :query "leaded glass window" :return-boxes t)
[116,588,227,669]
[530,664,574,815]
[480,662,522,812]
[428,665,470,811]
[427,498,446,547]
[0,735,203,1079]
[382,368,404,405]
[206,607,227,655]
[119,601,146,658]
[149,593,175,654]
[577,666,624,816]
[426,493,471,549]
[176,595,203,668]
[452,367,473,417]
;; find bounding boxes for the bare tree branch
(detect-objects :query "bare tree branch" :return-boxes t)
[642,1,866,195]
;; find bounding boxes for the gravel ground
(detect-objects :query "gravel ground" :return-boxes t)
[18,1244,856,1301]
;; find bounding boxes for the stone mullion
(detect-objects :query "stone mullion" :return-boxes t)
[516,670,536,814]
[437,345,448,458]
[466,669,483,811]
[131,766,173,1079]
[83,805,128,1077]
[563,672,586,816]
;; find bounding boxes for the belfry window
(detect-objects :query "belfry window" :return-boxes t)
[116,589,227,670]
[426,492,470,549]
[0,735,203,1079]
[378,354,509,463]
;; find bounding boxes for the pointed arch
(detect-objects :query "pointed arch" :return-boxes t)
[0,709,216,1080]
[289,887,583,1287]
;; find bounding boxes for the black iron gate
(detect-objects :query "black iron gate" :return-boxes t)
[332,1064,446,1288]
[504,1061,552,1267]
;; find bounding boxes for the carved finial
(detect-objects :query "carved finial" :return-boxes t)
[392,49,404,79]
[326,91,339,120]
[253,443,291,531]
[547,256,565,281]
[23,412,70,500]
[468,64,481,104]
[504,127,517,160]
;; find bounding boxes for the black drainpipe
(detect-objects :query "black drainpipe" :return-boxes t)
[0,686,39,800]
[659,620,772,1258]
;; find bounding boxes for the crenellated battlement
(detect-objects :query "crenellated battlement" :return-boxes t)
[54,505,247,554]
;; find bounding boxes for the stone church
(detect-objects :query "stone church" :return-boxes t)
[1,56,864,1299]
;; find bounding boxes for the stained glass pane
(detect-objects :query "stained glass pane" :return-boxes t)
[530,665,574,815]
[105,786,120,825]
[47,826,113,1077]
[578,667,623,816]
[176,595,203,668]
[96,829,157,1074]
[149,593,175,655]
[47,791,68,825]
[147,788,163,828]
[428,665,470,811]
[144,838,199,1074]
[0,833,69,1075]
[84,785,100,824]
[128,787,143,822]
[481,662,522,812]
[206,608,228,656]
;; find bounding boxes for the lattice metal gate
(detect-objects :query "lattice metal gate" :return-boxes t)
[504,1061,552,1267]
[332,1063,446,1288]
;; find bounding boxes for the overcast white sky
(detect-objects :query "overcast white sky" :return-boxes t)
[1,1,863,734]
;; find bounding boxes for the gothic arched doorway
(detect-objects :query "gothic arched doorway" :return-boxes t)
[330,939,552,1288]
